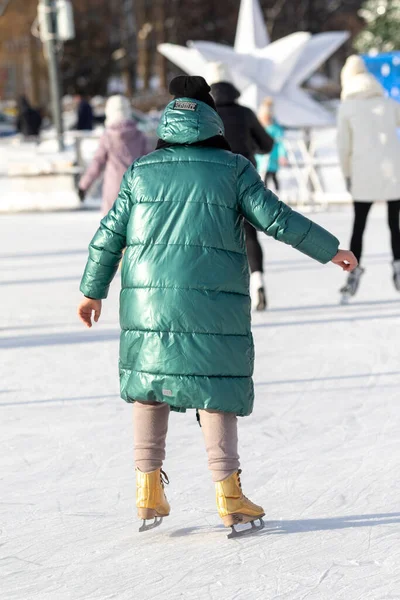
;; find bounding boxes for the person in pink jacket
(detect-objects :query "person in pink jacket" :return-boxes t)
[79,95,149,214]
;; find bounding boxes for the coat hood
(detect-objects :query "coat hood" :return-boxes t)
[341,72,385,100]
[341,55,367,85]
[157,98,224,144]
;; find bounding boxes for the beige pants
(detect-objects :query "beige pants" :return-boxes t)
[133,401,240,482]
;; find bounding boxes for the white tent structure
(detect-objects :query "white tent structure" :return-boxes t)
[158,0,349,128]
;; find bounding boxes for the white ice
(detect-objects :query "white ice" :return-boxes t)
[1,206,400,600]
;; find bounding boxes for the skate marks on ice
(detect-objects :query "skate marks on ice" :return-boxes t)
[260,513,400,536]
[0,328,119,349]
[169,512,400,539]
[169,518,266,540]
[266,297,400,314]
[0,319,118,334]
[0,393,118,407]
[0,248,87,260]
[252,310,400,329]
[2,210,400,599]
[0,274,81,287]
[255,370,400,388]
[251,286,400,329]
[169,524,224,538]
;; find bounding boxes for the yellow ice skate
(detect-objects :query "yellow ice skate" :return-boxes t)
[215,470,265,538]
[136,468,170,532]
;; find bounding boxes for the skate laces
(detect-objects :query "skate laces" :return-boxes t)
[237,469,252,503]
[160,470,169,486]
[237,469,243,489]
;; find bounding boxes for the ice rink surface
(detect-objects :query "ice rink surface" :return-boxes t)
[1,205,400,600]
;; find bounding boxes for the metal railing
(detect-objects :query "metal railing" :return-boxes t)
[277,127,350,210]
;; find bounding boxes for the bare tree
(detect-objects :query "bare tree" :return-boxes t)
[60,0,365,96]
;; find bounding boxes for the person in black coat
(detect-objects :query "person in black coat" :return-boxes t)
[211,81,273,165]
[73,93,94,131]
[210,70,274,311]
[17,96,42,139]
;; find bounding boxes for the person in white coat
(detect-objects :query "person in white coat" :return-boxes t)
[337,55,400,297]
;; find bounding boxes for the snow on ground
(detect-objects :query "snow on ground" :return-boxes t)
[0,129,348,213]
[1,205,400,600]
[0,135,103,213]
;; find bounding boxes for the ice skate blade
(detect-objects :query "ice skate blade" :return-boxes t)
[139,516,163,532]
[227,518,265,539]
[255,288,267,311]
[340,294,351,305]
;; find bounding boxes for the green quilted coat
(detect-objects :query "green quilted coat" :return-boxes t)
[80,98,339,416]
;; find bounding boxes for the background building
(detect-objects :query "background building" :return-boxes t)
[0,0,48,107]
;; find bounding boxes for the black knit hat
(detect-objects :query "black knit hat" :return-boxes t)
[169,75,217,111]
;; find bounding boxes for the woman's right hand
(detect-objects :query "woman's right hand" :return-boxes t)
[78,297,102,328]
[331,250,358,272]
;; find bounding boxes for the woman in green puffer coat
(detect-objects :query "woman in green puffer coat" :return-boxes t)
[78,76,357,535]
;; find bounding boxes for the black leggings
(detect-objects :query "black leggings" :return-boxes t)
[247,171,278,273]
[265,171,280,191]
[244,221,263,273]
[350,200,400,262]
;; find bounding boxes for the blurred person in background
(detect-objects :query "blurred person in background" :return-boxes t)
[257,97,288,191]
[78,95,149,214]
[77,76,357,537]
[16,95,42,141]
[73,91,94,131]
[338,55,400,300]
[209,63,274,311]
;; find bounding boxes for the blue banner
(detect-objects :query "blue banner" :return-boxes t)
[362,52,400,102]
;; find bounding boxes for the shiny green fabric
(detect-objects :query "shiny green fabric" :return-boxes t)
[80,98,339,416]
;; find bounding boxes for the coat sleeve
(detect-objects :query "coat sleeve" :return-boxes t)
[337,104,352,178]
[79,168,133,299]
[236,156,339,264]
[79,133,108,192]
[248,109,274,154]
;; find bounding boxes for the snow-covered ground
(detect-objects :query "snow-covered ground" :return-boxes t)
[1,206,400,600]
[0,134,102,213]
[0,129,349,213]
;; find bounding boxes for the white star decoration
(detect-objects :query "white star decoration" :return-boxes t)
[158,0,349,127]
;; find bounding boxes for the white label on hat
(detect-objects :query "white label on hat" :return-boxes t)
[174,101,197,111]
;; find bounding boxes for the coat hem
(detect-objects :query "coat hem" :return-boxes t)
[123,395,252,417]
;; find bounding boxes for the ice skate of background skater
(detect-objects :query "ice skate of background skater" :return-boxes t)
[338,55,400,304]
[78,76,357,538]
